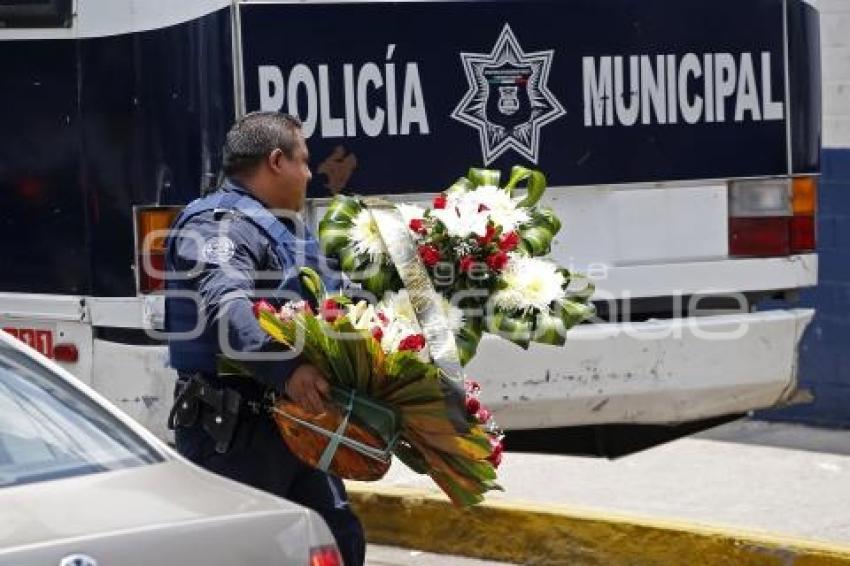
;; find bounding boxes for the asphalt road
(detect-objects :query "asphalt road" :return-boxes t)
[366,545,514,565]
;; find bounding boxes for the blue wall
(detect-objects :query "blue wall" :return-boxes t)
[760,148,850,427]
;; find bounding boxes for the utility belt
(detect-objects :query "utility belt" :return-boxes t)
[168,372,276,454]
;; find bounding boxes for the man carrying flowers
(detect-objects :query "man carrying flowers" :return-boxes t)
[164,111,364,566]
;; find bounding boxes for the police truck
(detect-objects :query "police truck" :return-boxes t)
[0,0,821,455]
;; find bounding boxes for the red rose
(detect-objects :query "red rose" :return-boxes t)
[465,396,481,416]
[409,218,426,235]
[499,231,520,252]
[476,224,497,246]
[418,244,441,267]
[320,298,344,322]
[476,407,491,424]
[326,309,345,323]
[398,333,426,352]
[486,250,509,271]
[458,255,475,273]
[371,326,384,341]
[487,442,504,468]
[487,437,504,467]
[433,194,447,209]
[488,451,503,468]
[489,437,504,458]
[252,300,276,318]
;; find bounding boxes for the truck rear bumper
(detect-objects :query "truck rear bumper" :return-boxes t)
[0,291,816,439]
[469,308,815,430]
[95,308,816,439]
[595,254,817,298]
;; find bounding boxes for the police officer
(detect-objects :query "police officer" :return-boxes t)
[165,112,365,565]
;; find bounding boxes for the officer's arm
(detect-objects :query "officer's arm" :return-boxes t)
[174,215,299,392]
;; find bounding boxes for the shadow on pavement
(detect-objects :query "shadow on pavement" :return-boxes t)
[695,418,850,456]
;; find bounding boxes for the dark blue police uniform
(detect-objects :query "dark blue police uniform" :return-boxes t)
[164,179,365,566]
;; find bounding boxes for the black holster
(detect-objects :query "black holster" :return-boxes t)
[168,373,243,454]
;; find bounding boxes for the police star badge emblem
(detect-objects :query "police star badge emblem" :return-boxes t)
[452,24,566,165]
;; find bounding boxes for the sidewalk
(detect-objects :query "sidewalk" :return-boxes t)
[349,420,850,564]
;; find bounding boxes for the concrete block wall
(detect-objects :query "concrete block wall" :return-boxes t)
[761,0,850,426]
[819,0,850,148]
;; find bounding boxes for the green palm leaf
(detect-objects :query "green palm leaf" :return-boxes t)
[455,320,483,367]
[331,318,373,392]
[533,310,568,346]
[393,440,430,474]
[505,165,547,208]
[298,267,326,304]
[518,207,561,256]
[486,310,535,350]
[318,195,361,255]
[467,167,501,187]
[446,176,475,194]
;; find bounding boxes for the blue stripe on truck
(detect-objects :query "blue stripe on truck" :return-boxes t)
[761,148,850,426]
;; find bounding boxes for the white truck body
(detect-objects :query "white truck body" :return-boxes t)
[0,0,820,447]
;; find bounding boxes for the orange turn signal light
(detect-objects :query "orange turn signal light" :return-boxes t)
[137,208,181,253]
[134,206,182,294]
[792,177,817,216]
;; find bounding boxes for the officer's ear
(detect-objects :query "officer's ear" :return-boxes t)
[268,148,287,173]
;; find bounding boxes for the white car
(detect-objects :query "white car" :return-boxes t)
[0,331,341,566]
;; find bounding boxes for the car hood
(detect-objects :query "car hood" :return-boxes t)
[0,459,334,566]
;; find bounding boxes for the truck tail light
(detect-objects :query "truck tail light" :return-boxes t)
[790,177,816,253]
[790,215,815,252]
[728,177,816,257]
[729,216,790,257]
[53,343,79,363]
[309,545,342,566]
[134,206,182,294]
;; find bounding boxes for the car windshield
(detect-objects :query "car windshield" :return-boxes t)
[0,342,163,488]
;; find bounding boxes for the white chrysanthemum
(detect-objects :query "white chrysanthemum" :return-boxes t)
[349,209,387,260]
[378,290,417,323]
[493,255,566,313]
[429,195,488,237]
[465,185,531,232]
[375,291,417,349]
[375,291,460,361]
[381,321,418,349]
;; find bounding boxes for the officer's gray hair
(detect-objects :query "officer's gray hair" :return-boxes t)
[222,111,303,177]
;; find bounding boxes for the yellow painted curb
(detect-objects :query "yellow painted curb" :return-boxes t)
[347,484,850,565]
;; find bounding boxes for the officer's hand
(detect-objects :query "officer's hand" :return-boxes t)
[285,363,330,415]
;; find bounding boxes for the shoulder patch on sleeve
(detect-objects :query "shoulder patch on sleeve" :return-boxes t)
[201,236,236,263]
